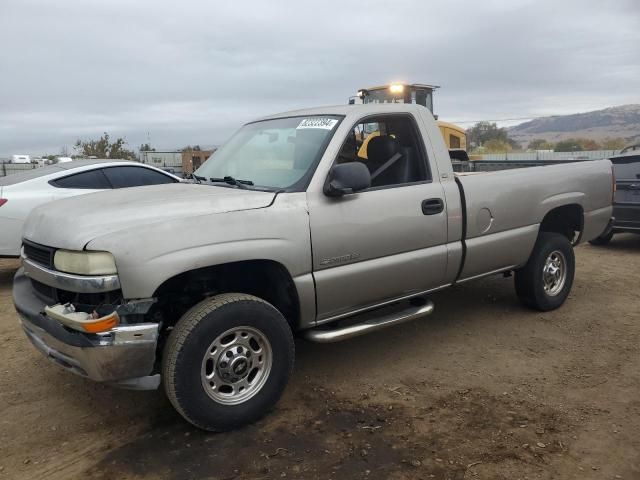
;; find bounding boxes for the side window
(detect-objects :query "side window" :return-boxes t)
[336,115,429,189]
[102,166,177,188]
[449,134,461,149]
[51,169,111,189]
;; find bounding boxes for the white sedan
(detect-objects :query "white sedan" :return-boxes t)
[0,160,181,257]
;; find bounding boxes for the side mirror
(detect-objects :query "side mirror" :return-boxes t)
[324,162,371,197]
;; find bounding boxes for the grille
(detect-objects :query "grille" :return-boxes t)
[31,279,56,303]
[23,241,55,269]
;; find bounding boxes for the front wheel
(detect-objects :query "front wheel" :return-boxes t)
[515,232,575,311]
[162,293,294,431]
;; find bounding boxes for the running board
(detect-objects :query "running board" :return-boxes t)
[304,300,434,343]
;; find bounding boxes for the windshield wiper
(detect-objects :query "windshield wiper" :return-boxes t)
[210,176,254,188]
[190,173,207,183]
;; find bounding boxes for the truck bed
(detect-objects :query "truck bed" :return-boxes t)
[454,160,613,281]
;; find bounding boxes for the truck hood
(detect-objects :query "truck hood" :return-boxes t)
[23,183,276,250]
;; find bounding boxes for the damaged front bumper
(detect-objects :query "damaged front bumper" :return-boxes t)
[13,268,161,390]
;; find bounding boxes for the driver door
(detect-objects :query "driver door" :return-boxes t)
[308,113,449,322]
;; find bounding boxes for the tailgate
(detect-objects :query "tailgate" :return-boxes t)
[615,180,640,205]
[613,156,640,205]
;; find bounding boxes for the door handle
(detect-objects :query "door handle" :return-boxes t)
[421,198,444,215]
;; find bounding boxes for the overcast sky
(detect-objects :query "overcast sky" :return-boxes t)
[1,0,639,157]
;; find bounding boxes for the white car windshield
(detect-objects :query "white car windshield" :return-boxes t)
[194,115,342,191]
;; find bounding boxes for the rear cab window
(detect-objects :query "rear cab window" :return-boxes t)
[611,154,640,205]
[50,169,111,189]
[102,166,176,188]
[50,166,177,190]
[611,155,640,180]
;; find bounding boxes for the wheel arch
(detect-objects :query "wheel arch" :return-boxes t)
[539,203,584,243]
[152,259,302,331]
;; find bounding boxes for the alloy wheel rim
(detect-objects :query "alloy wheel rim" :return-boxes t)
[542,250,567,296]
[200,326,272,405]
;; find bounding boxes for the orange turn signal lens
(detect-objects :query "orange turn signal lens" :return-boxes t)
[81,313,119,333]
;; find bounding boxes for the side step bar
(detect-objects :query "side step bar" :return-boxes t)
[304,300,435,343]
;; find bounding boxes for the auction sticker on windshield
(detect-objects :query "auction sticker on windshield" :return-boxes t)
[297,118,338,130]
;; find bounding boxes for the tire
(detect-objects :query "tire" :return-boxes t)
[514,232,575,311]
[162,293,294,431]
[589,230,613,246]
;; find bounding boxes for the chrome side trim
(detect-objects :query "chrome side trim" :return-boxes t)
[455,265,517,284]
[305,300,434,343]
[22,257,121,293]
[314,284,449,326]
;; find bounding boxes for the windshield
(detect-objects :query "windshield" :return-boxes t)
[194,115,342,191]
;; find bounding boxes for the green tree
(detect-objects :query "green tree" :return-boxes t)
[577,138,600,151]
[482,139,513,153]
[600,137,626,150]
[182,145,201,152]
[507,138,521,151]
[554,138,584,152]
[528,139,554,150]
[467,121,509,147]
[74,132,136,160]
[555,137,610,152]
[139,143,155,152]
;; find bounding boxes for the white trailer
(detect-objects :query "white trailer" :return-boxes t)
[11,155,31,164]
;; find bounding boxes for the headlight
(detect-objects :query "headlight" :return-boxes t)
[54,250,117,275]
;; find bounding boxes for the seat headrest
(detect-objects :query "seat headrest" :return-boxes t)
[367,135,400,164]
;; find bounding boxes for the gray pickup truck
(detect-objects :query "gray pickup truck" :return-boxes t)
[589,150,640,244]
[13,104,613,431]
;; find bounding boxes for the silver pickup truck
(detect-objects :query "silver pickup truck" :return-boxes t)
[13,104,613,431]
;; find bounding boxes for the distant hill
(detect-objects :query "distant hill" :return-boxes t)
[508,104,640,147]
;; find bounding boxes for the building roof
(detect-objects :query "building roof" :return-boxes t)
[140,151,182,154]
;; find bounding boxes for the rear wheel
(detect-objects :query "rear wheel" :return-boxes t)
[162,293,294,431]
[515,232,575,311]
[589,230,614,246]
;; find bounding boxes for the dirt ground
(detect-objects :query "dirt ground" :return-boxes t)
[1,236,639,480]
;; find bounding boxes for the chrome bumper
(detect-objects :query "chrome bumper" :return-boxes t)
[13,268,160,390]
[22,257,121,293]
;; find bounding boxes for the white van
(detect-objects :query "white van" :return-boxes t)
[11,154,31,164]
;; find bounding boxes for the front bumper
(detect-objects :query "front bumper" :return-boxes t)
[13,268,160,389]
[22,257,121,293]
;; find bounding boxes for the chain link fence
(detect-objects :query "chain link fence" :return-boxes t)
[0,162,40,177]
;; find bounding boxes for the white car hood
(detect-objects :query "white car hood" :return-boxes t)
[23,183,276,250]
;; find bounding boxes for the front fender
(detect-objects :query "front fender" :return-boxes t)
[87,193,312,299]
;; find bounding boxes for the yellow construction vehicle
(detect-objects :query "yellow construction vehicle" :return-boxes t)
[350,83,467,152]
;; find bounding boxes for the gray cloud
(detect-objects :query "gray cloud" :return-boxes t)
[1,0,639,156]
